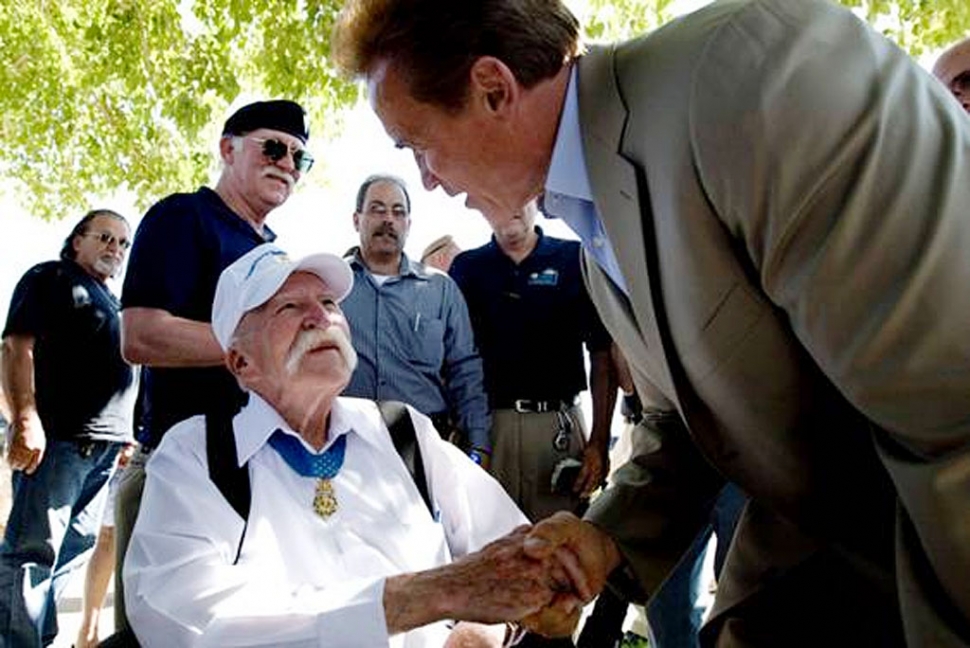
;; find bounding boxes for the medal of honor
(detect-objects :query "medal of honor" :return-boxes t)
[313,478,339,518]
[268,431,348,522]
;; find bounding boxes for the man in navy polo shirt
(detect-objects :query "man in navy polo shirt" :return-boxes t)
[450,201,615,520]
[451,201,615,647]
[114,99,313,632]
[1,209,137,646]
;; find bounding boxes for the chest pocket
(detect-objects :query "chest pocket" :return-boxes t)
[410,316,446,369]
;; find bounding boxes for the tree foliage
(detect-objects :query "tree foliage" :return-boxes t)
[1,0,967,221]
[578,0,970,51]
[0,0,355,220]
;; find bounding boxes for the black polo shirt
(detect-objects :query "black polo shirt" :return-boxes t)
[3,260,136,442]
[121,187,275,446]
[450,227,611,408]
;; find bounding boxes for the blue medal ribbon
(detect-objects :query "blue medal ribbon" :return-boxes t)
[267,430,347,478]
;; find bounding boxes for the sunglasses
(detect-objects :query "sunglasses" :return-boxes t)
[85,231,131,250]
[248,137,315,173]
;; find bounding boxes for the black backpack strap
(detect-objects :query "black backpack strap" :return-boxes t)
[378,400,433,517]
[206,410,250,564]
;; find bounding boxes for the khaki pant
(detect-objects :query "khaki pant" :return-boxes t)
[490,405,587,522]
[112,446,149,633]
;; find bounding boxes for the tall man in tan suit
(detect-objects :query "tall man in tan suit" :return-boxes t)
[334,0,970,645]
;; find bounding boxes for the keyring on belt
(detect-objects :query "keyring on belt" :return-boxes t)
[552,410,571,451]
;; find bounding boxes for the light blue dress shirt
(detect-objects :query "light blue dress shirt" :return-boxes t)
[340,251,491,449]
[542,65,629,295]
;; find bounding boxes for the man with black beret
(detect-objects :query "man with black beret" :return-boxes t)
[113,99,314,633]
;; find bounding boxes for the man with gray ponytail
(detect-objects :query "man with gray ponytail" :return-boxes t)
[0,209,137,646]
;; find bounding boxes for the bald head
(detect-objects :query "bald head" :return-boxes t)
[933,37,970,114]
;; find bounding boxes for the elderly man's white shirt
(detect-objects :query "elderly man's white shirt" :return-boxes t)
[124,395,527,647]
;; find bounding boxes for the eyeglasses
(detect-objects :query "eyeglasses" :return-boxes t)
[85,231,131,250]
[248,137,315,173]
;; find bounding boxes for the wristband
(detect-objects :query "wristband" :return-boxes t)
[467,446,491,465]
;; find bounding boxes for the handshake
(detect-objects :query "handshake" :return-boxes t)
[384,512,623,642]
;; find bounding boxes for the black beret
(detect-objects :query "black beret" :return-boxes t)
[222,100,310,143]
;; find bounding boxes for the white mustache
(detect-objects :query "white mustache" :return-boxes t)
[263,167,295,190]
[284,327,358,376]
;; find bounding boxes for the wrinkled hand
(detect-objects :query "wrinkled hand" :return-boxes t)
[440,526,560,623]
[573,443,608,498]
[6,414,46,474]
[386,526,563,634]
[519,512,623,637]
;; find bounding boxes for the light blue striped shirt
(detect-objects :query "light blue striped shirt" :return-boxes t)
[340,251,491,449]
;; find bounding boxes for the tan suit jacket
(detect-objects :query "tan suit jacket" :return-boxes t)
[578,0,970,645]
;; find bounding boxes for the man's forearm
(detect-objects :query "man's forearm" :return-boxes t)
[1,335,38,423]
[447,358,492,450]
[121,307,225,367]
[588,349,617,450]
[383,569,452,635]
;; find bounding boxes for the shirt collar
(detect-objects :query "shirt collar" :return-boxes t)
[545,64,595,203]
[233,393,360,466]
[488,225,548,261]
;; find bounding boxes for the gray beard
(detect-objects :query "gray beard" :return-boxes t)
[92,256,120,279]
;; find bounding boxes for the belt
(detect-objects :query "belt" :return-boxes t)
[495,397,577,414]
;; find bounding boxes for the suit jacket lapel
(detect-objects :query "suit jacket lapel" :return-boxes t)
[576,46,680,408]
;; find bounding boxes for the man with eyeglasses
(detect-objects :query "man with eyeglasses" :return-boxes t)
[933,37,970,115]
[0,209,138,646]
[341,174,493,467]
[114,99,312,633]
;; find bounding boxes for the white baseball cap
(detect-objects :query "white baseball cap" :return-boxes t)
[212,243,354,351]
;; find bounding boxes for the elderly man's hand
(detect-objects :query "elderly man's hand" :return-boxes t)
[384,526,563,635]
[437,526,560,622]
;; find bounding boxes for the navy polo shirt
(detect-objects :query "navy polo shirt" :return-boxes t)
[121,187,275,446]
[450,227,611,407]
[3,260,136,442]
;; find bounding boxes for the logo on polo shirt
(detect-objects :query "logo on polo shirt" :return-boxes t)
[528,268,559,287]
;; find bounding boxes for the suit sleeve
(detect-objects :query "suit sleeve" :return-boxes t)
[691,0,970,640]
[585,408,724,602]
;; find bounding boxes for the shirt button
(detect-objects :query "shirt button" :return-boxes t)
[592,236,605,248]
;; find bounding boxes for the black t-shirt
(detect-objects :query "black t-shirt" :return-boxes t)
[2,260,136,441]
[450,227,611,406]
[121,187,275,447]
